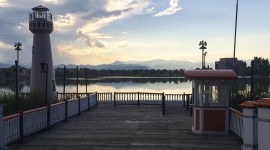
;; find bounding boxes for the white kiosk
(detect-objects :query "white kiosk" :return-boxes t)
[184,70,237,135]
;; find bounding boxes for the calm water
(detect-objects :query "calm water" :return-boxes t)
[0,77,193,94]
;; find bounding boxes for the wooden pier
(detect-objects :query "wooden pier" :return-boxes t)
[9,104,242,150]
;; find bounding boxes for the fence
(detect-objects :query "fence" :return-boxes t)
[229,108,243,139]
[57,92,192,107]
[2,93,97,146]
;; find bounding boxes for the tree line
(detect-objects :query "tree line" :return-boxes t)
[0,57,269,79]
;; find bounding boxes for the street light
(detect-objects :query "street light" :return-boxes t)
[14,42,22,113]
[203,52,207,69]
[199,40,207,69]
[40,63,48,105]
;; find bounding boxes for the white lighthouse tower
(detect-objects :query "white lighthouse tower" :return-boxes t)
[29,5,57,104]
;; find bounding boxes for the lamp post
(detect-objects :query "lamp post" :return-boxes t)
[14,42,22,113]
[199,40,207,69]
[40,63,48,105]
[203,52,207,69]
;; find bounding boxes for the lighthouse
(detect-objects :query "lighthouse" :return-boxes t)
[29,5,57,103]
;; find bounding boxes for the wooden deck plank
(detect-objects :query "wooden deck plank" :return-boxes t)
[9,105,242,150]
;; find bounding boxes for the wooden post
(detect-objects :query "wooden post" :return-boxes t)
[183,93,186,107]
[87,94,90,111]
[64,100,68,122]
[47,105,51,129]
[0,104,5,149]
[95,92,98,107]
[162,93,165,116]
[137,92,140,107]
[19,112,24,143]
[114,92,116,107]
[78,96,81,115]
[186,95,190,111]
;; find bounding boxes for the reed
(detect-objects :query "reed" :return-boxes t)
[0,91,45,116]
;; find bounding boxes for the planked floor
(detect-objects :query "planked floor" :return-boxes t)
[9,104,242,150]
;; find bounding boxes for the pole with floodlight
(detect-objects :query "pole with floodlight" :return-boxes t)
[14,42,22,112]
[199,40,207,69]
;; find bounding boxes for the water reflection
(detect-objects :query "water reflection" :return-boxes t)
[0,77,192,94]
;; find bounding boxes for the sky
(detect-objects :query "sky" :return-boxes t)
[0,0,269,66]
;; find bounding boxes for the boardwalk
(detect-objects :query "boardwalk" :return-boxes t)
[9,105,242,150]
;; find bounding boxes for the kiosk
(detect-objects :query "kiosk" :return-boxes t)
[184,70,237,135]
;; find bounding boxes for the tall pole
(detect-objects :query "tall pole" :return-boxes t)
[85,68,88,93]
[233,0,239,70]
[15,61,19,113]
[202,49,204,69]
[76,66,79,94]
[63,66,66,99]
[14,42,22,113]
[199,40,207,70]
[45,64,48,105]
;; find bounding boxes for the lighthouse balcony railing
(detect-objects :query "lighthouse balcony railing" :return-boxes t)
[29,13,52,22]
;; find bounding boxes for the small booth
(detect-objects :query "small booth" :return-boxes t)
[184,70,237,135]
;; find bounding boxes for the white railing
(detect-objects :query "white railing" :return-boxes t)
[97,93,113,104]
[113,92,191,107]
[50,102,65,125]
[2,93,97,146]
[3,113,20,144]
[67,98,79,117]
[23,107,48,136]
[229,108,243,139]
[80,97,89,111]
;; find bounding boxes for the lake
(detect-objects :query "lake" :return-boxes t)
[0,77,193,94]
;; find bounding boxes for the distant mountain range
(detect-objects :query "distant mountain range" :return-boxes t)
[54,59,206,70]
[0,59,212,70]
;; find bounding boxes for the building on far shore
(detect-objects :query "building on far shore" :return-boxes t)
[215,58,244,70]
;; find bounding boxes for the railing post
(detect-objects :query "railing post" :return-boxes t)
[183,93,186,107]
[95,92,98,106]
[240,101,257,150]
[19,112,24,143]
[0,104,5,149]
[114,92,116,107]
[78,96,81,115]
[87,94,90,111]
[137,92,140,107]
[47,105,51,129]
[64,100,68,122]
[162,93,165,116]
[186,95,190,111]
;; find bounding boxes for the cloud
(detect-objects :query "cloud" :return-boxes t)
[0,0,9,7]
[121,31,130,35]
[77,31,105,49]
[117,41,130,47]
[154,0,181,17]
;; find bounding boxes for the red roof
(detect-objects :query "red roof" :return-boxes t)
[184,70,237,80]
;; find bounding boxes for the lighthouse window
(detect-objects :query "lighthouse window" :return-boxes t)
[38,22,40,27]
[33,23,36,27]
[52,80,56,91]
[47,23,49,28]
[43,23,45,27]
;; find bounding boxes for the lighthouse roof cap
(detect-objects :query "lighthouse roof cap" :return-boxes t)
[32,5,49,11]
